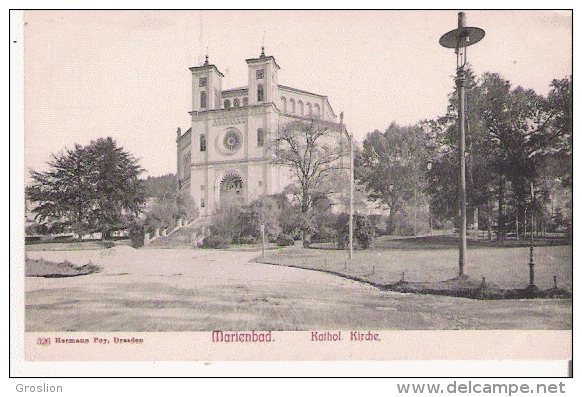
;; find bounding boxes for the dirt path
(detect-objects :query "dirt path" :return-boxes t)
[25,248,571,331]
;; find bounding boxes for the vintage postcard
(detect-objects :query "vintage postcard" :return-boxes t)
[11,9,572,377]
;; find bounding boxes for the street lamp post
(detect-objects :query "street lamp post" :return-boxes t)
[528,181,536,289]
[340,111,353,260]
[439,12,485,277]
[349,131,354,260]
[261,222,265,259]
[427,161,433,236]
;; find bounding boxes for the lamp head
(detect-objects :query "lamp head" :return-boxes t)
[439,12,485,69]
[439,26,485,49]
[439,12,485,49]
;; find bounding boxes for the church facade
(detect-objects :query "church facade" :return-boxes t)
[176,48,341,217]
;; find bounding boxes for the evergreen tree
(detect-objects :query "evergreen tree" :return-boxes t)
[27,137,146,239]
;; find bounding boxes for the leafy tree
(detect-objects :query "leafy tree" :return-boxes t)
[142,172,198,233]
[422,68,502,238]
[539,76,572,237]
[311,197,337,242]
[27,137,146,239]
[272,193,301,239]
[357,122,430,235]
[535,76,572,186]
[273,119,349,247]
[474,73,571,239]
[424,70,571,241]
[208,195,283,244]
[142,173,178,199]
[242,196,281,241]
[144,192,198,231]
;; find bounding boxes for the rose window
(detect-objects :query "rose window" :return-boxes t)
[223,130,242,152]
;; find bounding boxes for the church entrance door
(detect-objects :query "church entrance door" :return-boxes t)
[220,173,244,209]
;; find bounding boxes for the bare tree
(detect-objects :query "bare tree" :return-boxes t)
[273,119,349,247]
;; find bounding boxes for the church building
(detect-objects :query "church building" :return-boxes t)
[176,48,341,217]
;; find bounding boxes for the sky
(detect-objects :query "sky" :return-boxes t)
[21,10,572,179]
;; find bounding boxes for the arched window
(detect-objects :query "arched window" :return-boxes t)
[257,84,264,102]
[289,98,295,114]
[314,104,320,119]
[281,96,287,113]
[257,128,264,147]
[200,91,207,109]
[243,97,248,106]
[298,100,304,116]
[233,98,240,107]
[183,153,191,178]
[306,102,312,117]
[224,99,231,109]
[200,134,206,152]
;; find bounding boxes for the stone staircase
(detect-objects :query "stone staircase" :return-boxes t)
[144,218,212,249]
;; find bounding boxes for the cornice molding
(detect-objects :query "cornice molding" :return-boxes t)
[190,103,276,122]
[191,156,272,169]
[213,116,246,127]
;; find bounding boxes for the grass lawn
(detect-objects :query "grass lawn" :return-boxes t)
[25,248,572,330]
[25,245,571,330]
[26,257,100,277]
[26,240,119,251]
[259,236,572,294]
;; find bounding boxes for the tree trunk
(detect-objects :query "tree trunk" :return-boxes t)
[473,207,479,231]
[497,175,505,241]
[302,228,311,248]
[515,216,519,241]
[102,229,111,241]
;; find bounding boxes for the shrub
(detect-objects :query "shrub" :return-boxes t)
[25,236,42,244]
[210,205,245,241]
[276,234,295,247]
[25,223,49,236]
[334,213,375,250]
[201,235,231,249]
[334,213,350,249]
[243,196,281,241]
[128,224,145,248]
[368,214,389,236]
[238,235,258,245]
[312,209,338,242]
[354,215,375,249]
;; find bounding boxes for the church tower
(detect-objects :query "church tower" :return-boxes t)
[190,55,224,111]
[246,46,280,105]
[177,48,339,219]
